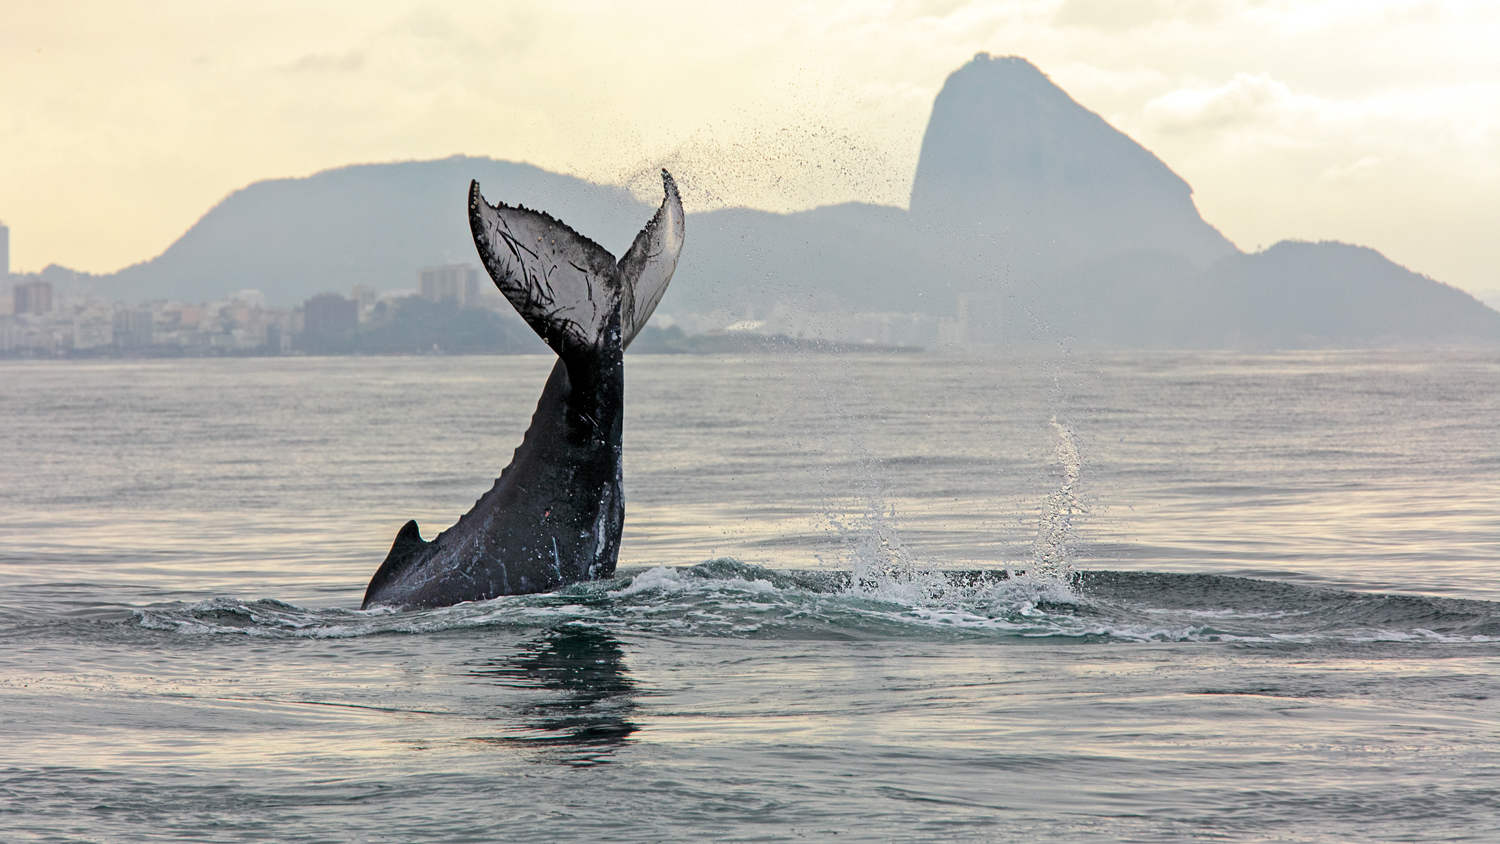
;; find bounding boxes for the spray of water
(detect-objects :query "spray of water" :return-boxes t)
[1032,416,1082,580]
[835,498,947,603]
[822,405,1086,615]
[963,414,1087,612]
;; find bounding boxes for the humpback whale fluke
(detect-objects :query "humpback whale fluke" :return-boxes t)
[361,170,685,609]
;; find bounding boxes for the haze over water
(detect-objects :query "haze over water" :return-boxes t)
[2,350,1498,842]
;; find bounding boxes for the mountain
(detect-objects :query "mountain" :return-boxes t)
[666,202,935,318]
[667,55,1498,347]
[910,54,1238,274]
[1190,241,1500,348]
[104,156,653,306]
[76,56,1498,348]
[667,55,1244,321]
[993,242,1500,349]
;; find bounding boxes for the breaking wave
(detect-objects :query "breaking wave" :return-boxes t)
[125,562,1500,645]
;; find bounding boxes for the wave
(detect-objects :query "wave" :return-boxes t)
[122,561,1500,645]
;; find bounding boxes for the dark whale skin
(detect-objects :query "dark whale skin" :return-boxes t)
[362,171,683,609]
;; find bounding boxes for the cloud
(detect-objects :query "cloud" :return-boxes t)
[1319,155,1384,182]
[285,50,366,73]
[401,5,456,40]
[1054,0,1226,32]
[1142,73,1305,134]
[1138,70,1500,169]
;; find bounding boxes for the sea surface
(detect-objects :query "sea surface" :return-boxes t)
[2,351,1498,842]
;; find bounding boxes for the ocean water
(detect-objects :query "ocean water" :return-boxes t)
[2,351,1498,842]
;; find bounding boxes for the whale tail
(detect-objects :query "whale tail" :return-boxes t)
[616,170,685,345]
[468,170,684,355]
[359,172,682,610]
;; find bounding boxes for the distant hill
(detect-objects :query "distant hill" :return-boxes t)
[1191,241,1500,349]
[996,241,1500,349]
[662,54,1498,348]
[103,157,653,307]
[910,54,1238,273]
[667,202,935,317]
[76,55,1499,349]
[666,54,1239,320]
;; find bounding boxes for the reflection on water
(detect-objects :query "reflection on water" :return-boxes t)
[463,626,639,766]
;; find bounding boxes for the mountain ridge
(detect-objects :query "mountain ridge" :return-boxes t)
[102,156,654,306]
[910,54,1238,271]
[45,55,1500,349]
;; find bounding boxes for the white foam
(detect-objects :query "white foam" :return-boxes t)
[610,566,689,596]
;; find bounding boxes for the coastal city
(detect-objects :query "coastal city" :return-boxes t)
[1,239,508,357]
[1,221,1004,357]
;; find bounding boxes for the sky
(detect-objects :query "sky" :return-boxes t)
[2,0,1497,295]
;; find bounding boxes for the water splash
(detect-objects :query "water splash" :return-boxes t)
[834,499,931,598]
[839,413,1087,610]
[1032,416,1083,580]
[825,480,1083,620]
[814,402,1087,620]
[793,352,937,601]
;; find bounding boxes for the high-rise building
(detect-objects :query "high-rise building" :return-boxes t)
[350,285,377,321]
[302,292,357,344]
[419,265,480,307]
[1,221,9,279]
[13,279,52,315]
[74,315,114,350]
[112,308,154,349]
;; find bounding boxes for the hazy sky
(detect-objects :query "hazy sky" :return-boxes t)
[3,0,1497,294]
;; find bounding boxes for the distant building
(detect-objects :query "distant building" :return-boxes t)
[230,289,266,309]
[113,308,154,350]
[0,221,9,279]
[174,303,208,330]
[73,316,114,350]
[419,264,480,307]
[13,279,52,315]
[351,284,377,322]
[303,292,357,343]
[937,316,961,347]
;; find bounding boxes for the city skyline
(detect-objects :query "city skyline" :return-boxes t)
[0,261,515,357]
